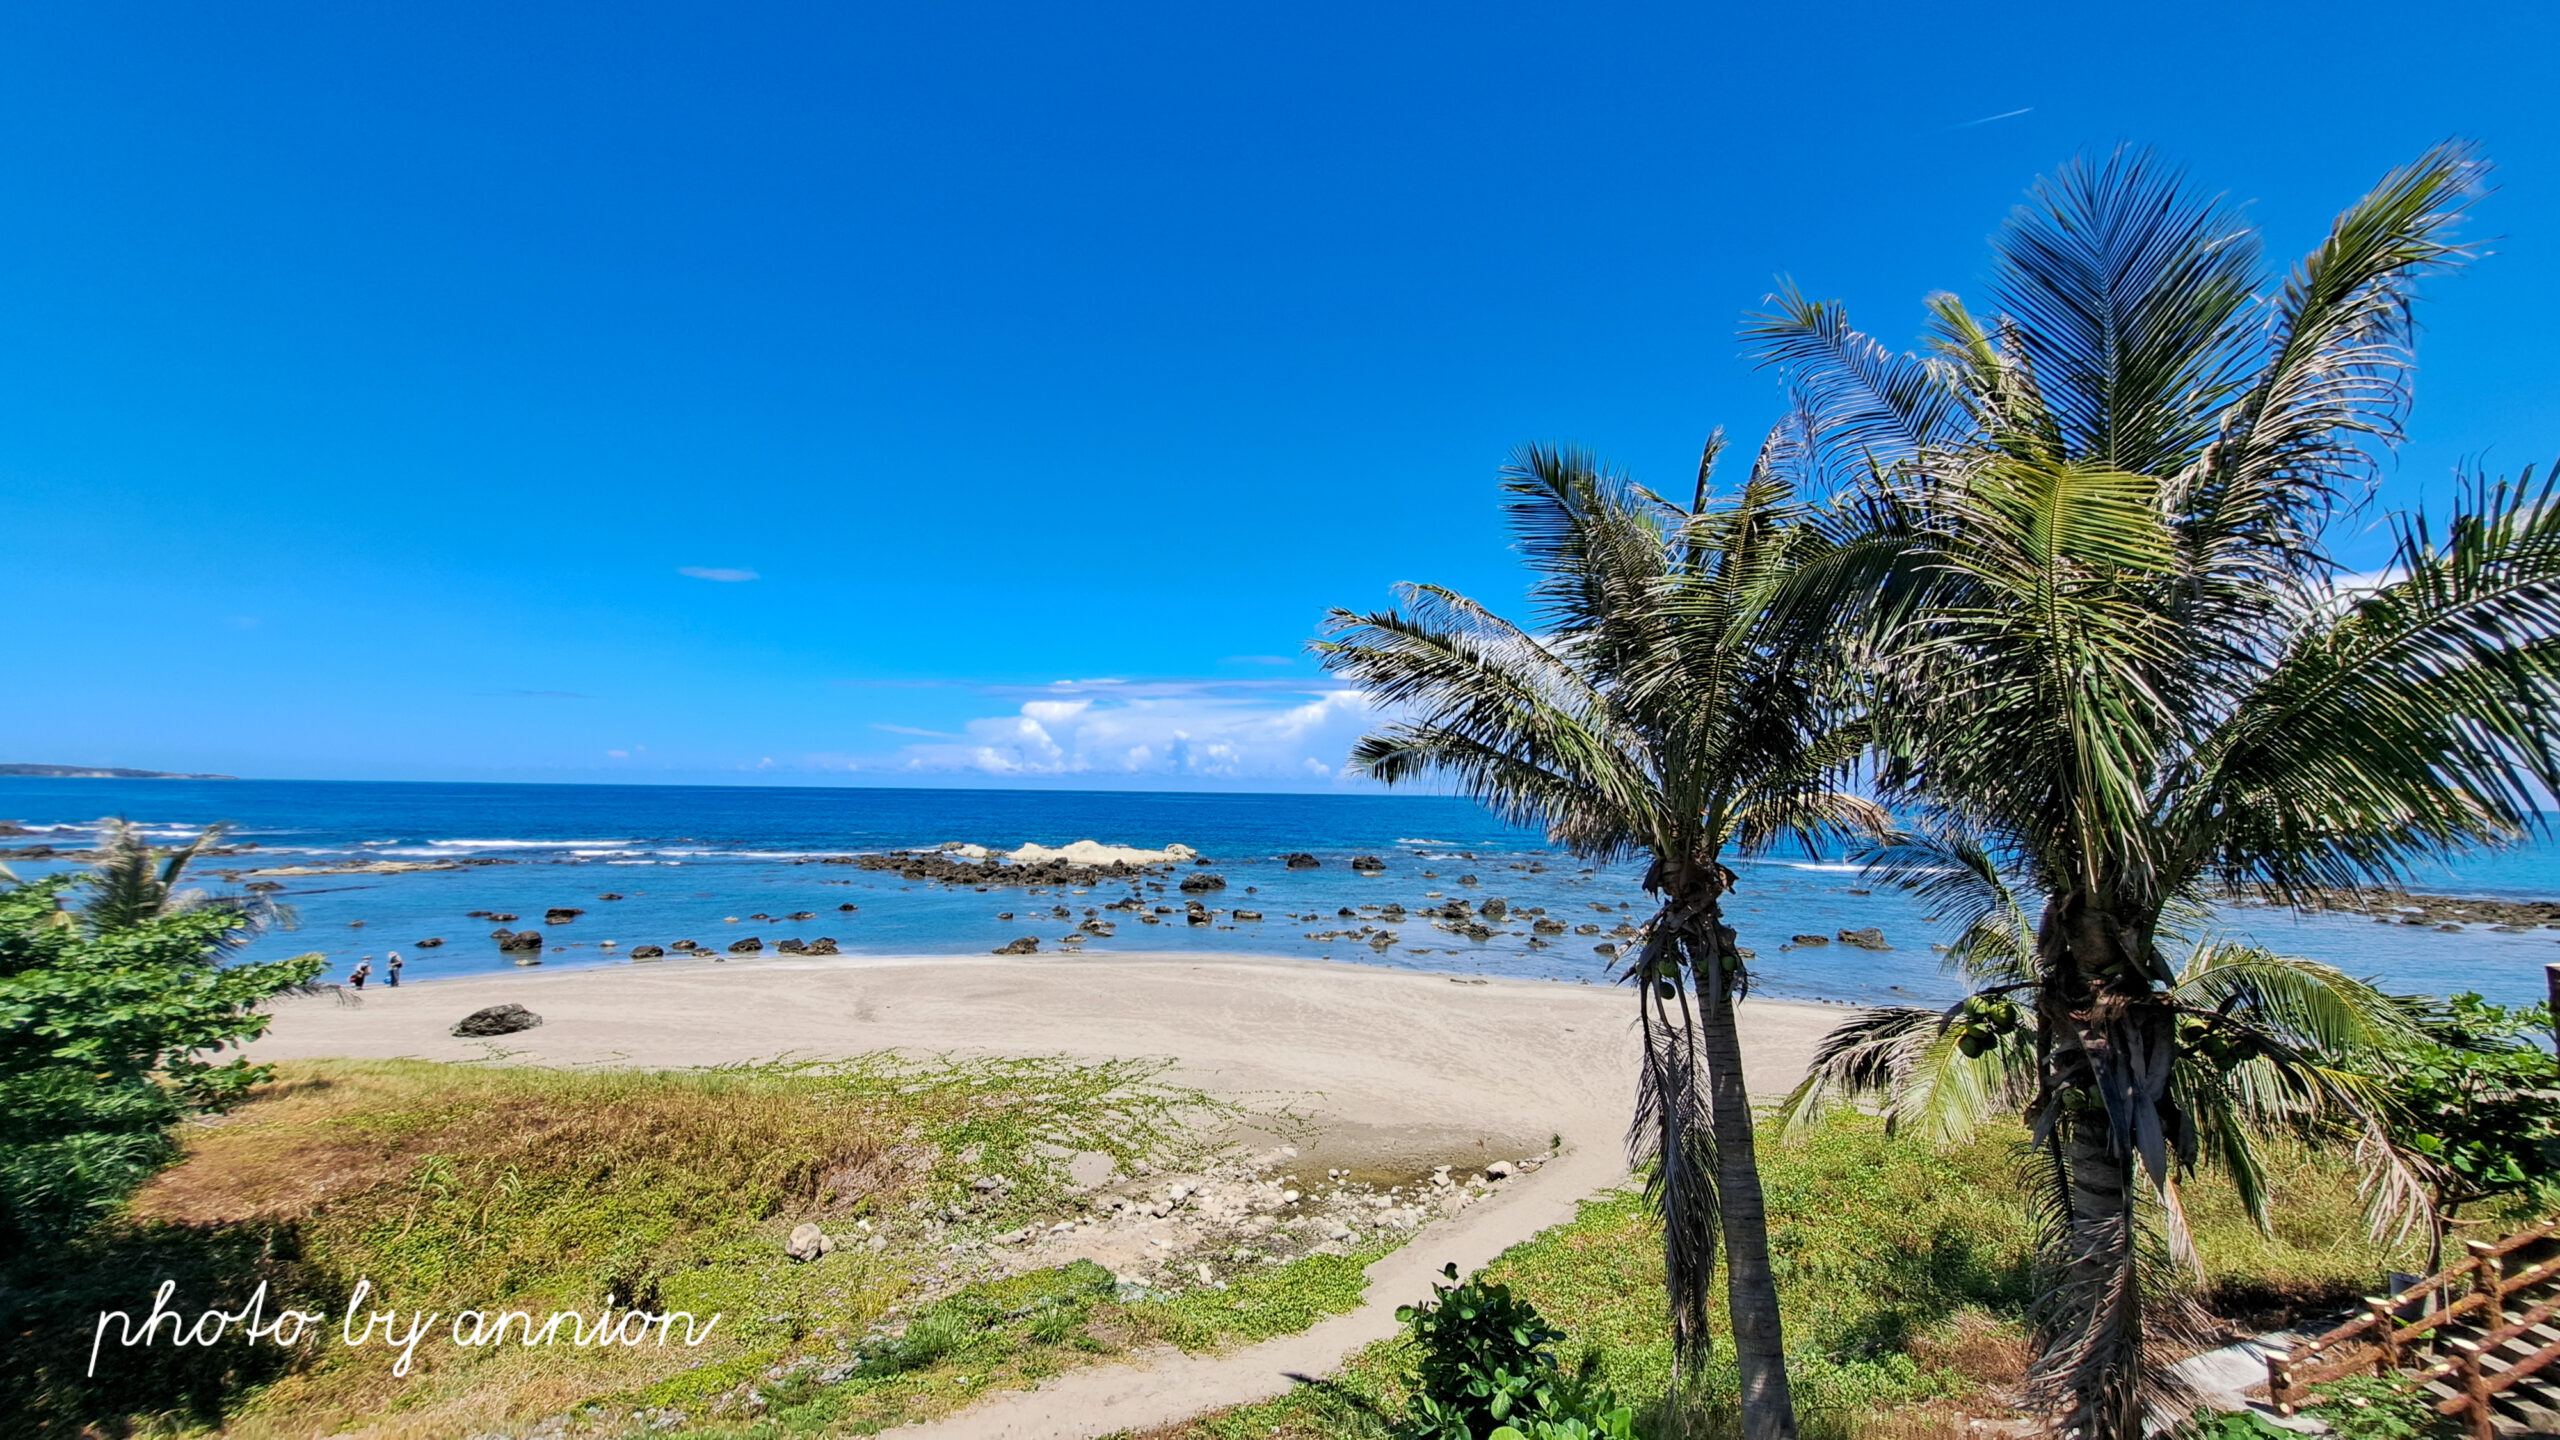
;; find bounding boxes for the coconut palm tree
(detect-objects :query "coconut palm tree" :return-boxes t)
[1751,143,2560,1440]
[1316,437,1882,1440]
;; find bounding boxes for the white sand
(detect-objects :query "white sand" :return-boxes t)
[247,951,1854,1438]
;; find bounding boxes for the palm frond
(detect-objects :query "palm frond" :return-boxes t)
[2175,464,2560,899]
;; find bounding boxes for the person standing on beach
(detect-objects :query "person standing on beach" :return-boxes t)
[386,951,402,987]
[349,960,371,990]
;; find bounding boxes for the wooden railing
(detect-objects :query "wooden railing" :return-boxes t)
[2265,1219,2560,1440]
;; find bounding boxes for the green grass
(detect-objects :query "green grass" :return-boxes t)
[2,1053,1327,1440]
[1146,1115,2416,1440]
[6,1060,2424,1440]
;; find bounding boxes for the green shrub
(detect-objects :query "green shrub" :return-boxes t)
[1396,1262,1634,1440]
[0,874,321,1245]
[2302,1375,2460,1440]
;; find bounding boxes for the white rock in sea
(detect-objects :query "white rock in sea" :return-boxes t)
[1007,840,1202,867]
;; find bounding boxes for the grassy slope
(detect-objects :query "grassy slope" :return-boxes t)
[5,1055,1379,1440]
[1141,1117,2421,1440]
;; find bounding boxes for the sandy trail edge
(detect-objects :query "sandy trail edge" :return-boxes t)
[247,951,1850,1439]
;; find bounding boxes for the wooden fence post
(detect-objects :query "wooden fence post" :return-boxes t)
[2370,1298,2402,1373]
[2450,1338,2494,1440]
[2469,1239,2505,1329]
[2265,1350,2295,1416]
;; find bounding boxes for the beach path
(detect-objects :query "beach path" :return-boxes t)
[248,951,1851,1438]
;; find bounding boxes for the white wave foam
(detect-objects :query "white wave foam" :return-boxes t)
[425,838,642,850]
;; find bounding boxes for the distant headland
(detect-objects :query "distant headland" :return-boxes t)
[0,763,237,780]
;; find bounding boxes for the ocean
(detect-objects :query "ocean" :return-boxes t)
[5,776,2559,1009]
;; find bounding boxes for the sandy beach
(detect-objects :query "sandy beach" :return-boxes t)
[248,950,1846,1174]
[246,951,1853,1437]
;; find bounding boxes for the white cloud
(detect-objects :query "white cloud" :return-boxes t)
[678,566,760,582]
[888,685,1378,783]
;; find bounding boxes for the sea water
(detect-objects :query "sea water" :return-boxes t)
[4,777,2556,1009]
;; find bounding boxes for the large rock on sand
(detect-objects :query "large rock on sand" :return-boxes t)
[993,936,1040,955]
[452,1004,542,1037]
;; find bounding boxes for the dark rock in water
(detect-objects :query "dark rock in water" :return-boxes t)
[837,903,858,911]
[498,928,544,951]
[416,937,445,948]
[1349,855,1386,873]
[1185,902,1212,926]
[1179,872,1226,893]
[1575,924,1602,936]
[1232,909,1264,921]
[834,850,1164,890]
[1480,897,1509,920]
[806,937,839,955]
[1282,852,1321,869]
[1837,927,1891,951]
[728,936,763,954]
[1791,933,1831,946]
[993,936,1040,955]
[545,907,584,924]
[245,880,285,892]
[452,1004,542,1037]
[1457,874,1480,887]
[670,939,699,951]
[789,911,816,920]
[629,945,666,959]
[597,893,624,901]
[1532,918,1565,935]
[775,938,809,953]
[487,913,518,923]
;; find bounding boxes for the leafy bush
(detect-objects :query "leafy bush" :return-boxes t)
[0,873,320,1244]
[2301,1375,2460,1440]
[2383,993,2560,1225]
[1395,1262,1633,1439]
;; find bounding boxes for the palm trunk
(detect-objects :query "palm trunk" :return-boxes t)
[2051,1099,2145,1440]
[1695,905,1798,1440]
[2033,903,2185,1440]
[1634,869,1799,1440]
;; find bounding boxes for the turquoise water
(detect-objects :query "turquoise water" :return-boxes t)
[5,777,2557,1008]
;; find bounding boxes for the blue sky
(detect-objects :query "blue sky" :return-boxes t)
[6,1,2558,789]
